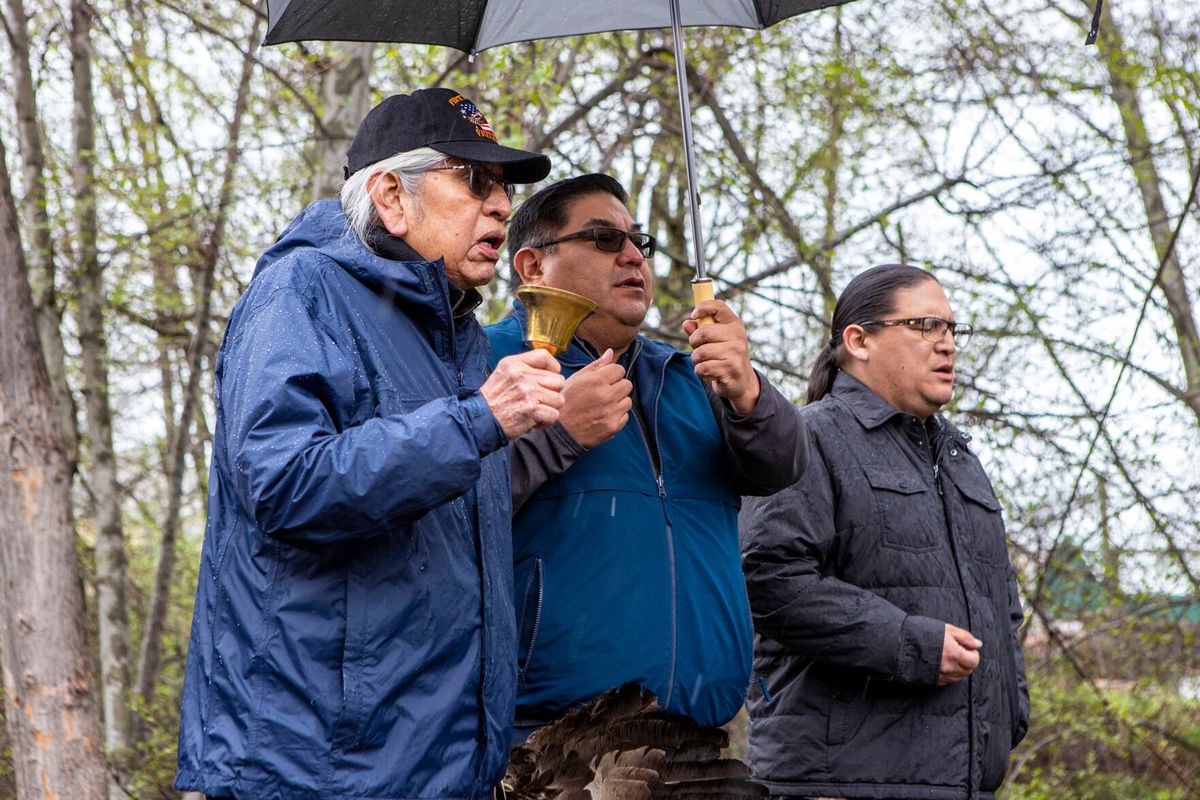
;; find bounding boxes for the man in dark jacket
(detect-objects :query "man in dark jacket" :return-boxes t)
[740,264,1030,800]
[175,89,565,800]
[486,174,808,736]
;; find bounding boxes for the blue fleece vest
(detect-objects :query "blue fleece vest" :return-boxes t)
[487,310,751,727]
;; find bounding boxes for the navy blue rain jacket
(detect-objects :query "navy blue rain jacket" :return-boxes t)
[175,200,515,800]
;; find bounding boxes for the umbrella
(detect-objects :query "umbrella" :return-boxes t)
[264,0,857,311]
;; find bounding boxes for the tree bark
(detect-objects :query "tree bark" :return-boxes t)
[310,42,374,201]
[134,14,263,714]
[1094,4,1200,423]
[68,1,135,790]
[3,0,80,465]
[0,128,108,800]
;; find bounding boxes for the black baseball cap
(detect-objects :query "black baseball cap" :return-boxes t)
[344,88,551,183]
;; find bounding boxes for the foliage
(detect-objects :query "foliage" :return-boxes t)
[1003,665,1200,800]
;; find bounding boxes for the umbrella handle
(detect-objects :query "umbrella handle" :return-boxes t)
[692,278,715,327]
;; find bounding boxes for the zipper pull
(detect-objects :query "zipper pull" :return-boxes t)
[934,464,943,496]
[656,473,666,498]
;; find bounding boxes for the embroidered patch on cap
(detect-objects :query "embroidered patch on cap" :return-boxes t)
[448,94,498,142]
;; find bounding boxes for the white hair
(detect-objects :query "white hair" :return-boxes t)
[340,147,447,245]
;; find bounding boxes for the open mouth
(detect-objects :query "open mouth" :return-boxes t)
[476,232,505,258]
[615,275,645,289]
[933,364,955,377]
[478,232,505,250]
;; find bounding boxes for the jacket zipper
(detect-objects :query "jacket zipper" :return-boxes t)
[924,419,944,496]
[929,424,977,797]
[628,350,677,712]
[516,558,544,684]
[447,288,490,791]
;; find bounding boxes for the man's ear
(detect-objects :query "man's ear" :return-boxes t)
[842,324,871,364]
[369,171,409,237]
[512,247,544,285]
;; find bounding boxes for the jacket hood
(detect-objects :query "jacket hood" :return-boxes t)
[255,199,454,317]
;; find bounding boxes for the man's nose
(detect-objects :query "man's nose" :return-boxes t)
[484,184,512,220]
[618,235,644,265]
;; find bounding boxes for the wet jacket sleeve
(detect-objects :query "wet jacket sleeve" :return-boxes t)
[708,370,808,496]
[1008,565,1031,746]
[740,433,944,687]
[220,288,507,545]
[508,422,587,512]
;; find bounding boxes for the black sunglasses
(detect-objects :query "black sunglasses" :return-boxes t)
[861,316,973,348]
[427,163,515,201]
[530,226,656,258]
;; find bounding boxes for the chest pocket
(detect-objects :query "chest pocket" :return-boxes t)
[863,465,942,553]
[954,474,1008,567]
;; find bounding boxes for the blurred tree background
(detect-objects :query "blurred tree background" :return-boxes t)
[0,0,1196,797]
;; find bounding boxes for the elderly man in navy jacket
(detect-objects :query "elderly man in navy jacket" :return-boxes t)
[175,89,564,800]
[486,173,807,739]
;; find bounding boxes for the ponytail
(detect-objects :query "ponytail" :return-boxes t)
[806,338,842,404]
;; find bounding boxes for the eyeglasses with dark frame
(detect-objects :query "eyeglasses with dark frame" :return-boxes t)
[427,163,515,201]
[861,316,973,348]
[529,226,657,258]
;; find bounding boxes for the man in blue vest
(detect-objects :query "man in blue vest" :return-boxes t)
[486,173,808,738]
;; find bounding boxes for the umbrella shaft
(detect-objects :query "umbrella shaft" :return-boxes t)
[669,0,708,281]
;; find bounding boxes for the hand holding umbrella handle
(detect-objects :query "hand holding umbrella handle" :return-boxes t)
[692,279,715,327]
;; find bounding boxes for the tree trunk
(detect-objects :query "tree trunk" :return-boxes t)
[310,42,374,201]
[1094,4,1200,423]
[135,14,263,714]
[3,0,80,465]
[0,129,107,800]
[68,1,135,790]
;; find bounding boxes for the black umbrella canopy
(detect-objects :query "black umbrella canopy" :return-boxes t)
[264,0,860,286]
[265,0,857,54]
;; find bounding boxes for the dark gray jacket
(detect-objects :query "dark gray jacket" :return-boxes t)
[740,372,1029,800]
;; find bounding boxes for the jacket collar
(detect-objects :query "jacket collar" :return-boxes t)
[366,225,483,321]
[831,370,968,444]
[830,371,916,430]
